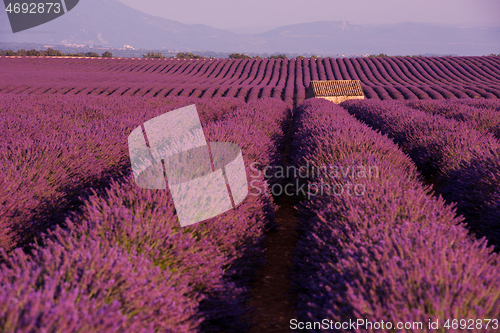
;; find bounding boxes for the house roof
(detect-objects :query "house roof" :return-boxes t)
[307,80,364,97]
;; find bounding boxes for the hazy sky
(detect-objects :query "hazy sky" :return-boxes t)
[117,0,500,29]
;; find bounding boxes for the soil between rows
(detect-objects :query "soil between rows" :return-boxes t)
[245,107,301,332]
[246,194,301,333]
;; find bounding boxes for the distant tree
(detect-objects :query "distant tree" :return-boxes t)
[67,52,85,57]
[176,52,204,59]
[228,53,251,59]
[16,49,27,56]
[26,49,42,56]
[269,54,287,59]
[44,48,65,56]
[368,53,388,57]
[83,52,100,57]
[143,51,166,59]
[102,51,113,58]
[0,50,15,56]
[296,55,305,59]
[310,55,318,59]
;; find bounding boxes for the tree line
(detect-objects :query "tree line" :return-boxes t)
[142,52,290,59]
[142,51,211,59]
[2,48,499,59]
[0,48,113,57]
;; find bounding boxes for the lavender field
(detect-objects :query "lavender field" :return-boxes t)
[1,55,500,332]
[1,55,500,106]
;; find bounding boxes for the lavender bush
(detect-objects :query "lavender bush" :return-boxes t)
[342,98,500,249]
[406,99,500,139]
[0,97,291,332]
[0,93,249,253]
[291,98,500,332]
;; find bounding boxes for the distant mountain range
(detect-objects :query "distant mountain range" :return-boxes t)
[1,0,499,56]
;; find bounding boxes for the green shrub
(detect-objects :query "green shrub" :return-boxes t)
[228,53,252,59]
[143,51,166,59]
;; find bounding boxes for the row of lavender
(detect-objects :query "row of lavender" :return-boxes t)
[0,95,291,332]
[3,55,498,88]
[0,93,249,253]
[342,99,500,249]
[406,99,500,140]
[1,56,499,104]
[290,98,500,332]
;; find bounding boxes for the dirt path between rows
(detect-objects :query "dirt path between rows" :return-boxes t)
[246,194,300,333]
[245,109,301,332]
